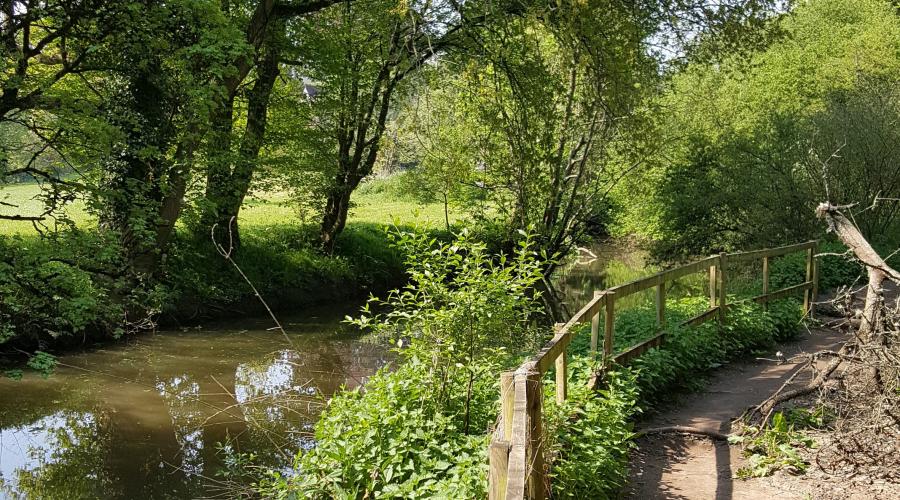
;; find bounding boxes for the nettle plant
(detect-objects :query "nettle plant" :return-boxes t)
[351,227,546,433]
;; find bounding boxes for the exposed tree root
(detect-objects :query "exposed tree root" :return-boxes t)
[636,426,730,441]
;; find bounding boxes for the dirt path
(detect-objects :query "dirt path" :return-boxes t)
[624,327,847,500]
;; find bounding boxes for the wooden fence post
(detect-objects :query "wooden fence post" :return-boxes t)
[655,282,666,328]
[590,291,602,353]
[525,371,546,500]
[506,373,528,500]
[762,255,770,311]
[489,440,510,500]
[604,291,615,357]
[555,351,567,405]
[803,246,816,317]
[490,371,515,500]
[501,371,515,439]
[811,241,819,318]
[718,253,727,323]
[709,259,718,309]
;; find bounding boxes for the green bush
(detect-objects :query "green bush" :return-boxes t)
[259,228,545,498]
[0,234,125,350]
[769,240,862,291]
[545,362,639,498]
[162,222,410,317]
[260,359,494,498]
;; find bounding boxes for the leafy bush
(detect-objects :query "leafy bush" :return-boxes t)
[259,228,545,498]
[0,234,124,350]
[260,359,494,498]
[162,222,410,318]
[545,362,639,498]
[769,240,862,291]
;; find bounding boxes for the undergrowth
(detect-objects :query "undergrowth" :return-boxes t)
[731,407,829,478]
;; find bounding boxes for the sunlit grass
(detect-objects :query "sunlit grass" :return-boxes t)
[0,182,91,235]
[0,176,460,236]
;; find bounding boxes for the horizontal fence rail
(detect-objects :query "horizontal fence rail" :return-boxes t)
[489,240,819,499]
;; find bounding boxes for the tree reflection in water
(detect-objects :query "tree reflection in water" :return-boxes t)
[0,327,389,497]
[0,411,117,499]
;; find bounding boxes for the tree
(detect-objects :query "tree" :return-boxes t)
[628,0,900,258]
[398,78,480,230]
[200,0,344,248]
[290,0,500,252]
[455,1,657,271]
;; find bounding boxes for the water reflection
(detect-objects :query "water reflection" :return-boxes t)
[0,310,388,499]
[0,411,113,499]
[554,243,654,312]
[554,242,708,315]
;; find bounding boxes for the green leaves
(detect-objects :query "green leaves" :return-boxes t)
[735,409,824,478]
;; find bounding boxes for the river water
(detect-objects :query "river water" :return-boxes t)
[0,243,647,499]
[0,307,389,499]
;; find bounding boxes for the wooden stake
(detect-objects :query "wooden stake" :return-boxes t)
[655,282,666,328]
[590,290,601,353]
[489,440,510,500]
[718,253,727,323]
[810,241,818,318]
[804,245,814,315]
[525,372,546,500]
[555,351,567,405]
[762,255,770,311]
[500,371,515,440]
[604,291,615,357]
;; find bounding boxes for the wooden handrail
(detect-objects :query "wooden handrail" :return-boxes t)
[488,240,819,499]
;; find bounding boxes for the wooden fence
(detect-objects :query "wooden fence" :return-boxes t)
[488,240,819,499]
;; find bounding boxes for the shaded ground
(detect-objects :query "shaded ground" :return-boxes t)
[623,325,883,500]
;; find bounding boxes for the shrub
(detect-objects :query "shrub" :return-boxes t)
[0,234,124,350]
[259,228,545,498]
[769,240,862,291]
[545,362,639,498]
[260,359,494,498]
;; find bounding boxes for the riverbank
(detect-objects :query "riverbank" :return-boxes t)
[0,176,459,357]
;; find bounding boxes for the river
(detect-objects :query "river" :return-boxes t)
[0,243,648,498]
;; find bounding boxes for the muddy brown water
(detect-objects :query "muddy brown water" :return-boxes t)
[0,307,389,499]
[0,243,650,498]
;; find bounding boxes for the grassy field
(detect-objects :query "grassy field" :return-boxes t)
[0,176,461,235]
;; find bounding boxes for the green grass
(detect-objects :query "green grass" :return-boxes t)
[0,182,91,234]
[1,176,460,236]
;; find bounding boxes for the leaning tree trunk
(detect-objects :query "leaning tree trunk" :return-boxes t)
[816,202,900,343]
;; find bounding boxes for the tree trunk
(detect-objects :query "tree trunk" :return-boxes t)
[203,27,281,249]
[443,192,450,231]
[816,202,900,342]
[320,181,355,254]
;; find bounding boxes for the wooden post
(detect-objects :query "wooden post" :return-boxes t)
[655,282,666,328]
[718,252,727,323]
[604,291,615,357]
[709,260,718,309]
[489,440,509,500]
[525,371,546,500]
[762,255,770,311]
[500,371,515,440]
[810,241,819,318]
[590,291,601,353]
[506,373,529,499]
[555,352,567,405]
[804,243,815,316]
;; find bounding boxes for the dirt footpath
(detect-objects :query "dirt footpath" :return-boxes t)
[624,327,850,500]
